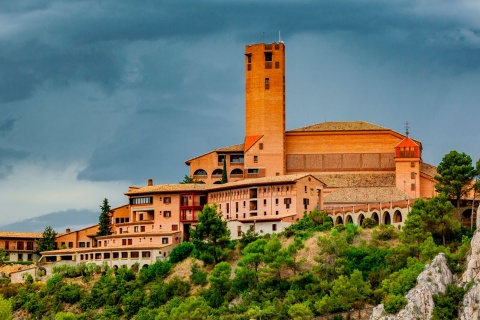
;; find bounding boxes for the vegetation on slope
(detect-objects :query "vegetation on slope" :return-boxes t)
[0,195,473,320]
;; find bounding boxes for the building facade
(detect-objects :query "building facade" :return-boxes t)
[0,232,42,262]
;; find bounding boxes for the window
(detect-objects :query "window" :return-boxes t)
[259,143,263,150]
[411,161,415,168]
[237,226,242,237]
[162,238,169,244]
[122,239,126,245]
[68,242,73,248]
[130,196,153,205]
[303,198,309,210]
[87,242,90,248]
[119,228,122,234]
[128,239,132,245]
[272,224,277,231]
[104,253,110,259]
[172,225,178,231]
[27,254,32,261]
[98,241,102,247]
[164,211,171,217]
[265,52,272,61]
[265,78,269,89]
[142,251,150,258]
[247,54,252,63]
[411,172,416,179]
[284,198,291,209]
[61,242,65,247]
[122,252,128,259]
[134,226,139,233]
[140,226,145,232]
[79,242,85,248]
[113,252,119,259]
[26,242,33,250]
[164,197,171,204]
[275,211,279,215]
[304,186,307,193]
[275,61,280,69]
[17,242,24,250]
[236,202,239,212]
[227,203,230,214]
[275,198,279,205]
[18,254,23,261]
[139,213,143,221]
[131,252,139,259]
[248,169,259,174]
[230,155,244,163]
[254,155,258,163]
[411,183,416,191]
[4,241,8,250]
[264,199,267,206]
[264,211,266,216]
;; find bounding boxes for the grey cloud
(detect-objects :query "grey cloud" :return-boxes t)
[0,117,18,136]
[0,147,29,179]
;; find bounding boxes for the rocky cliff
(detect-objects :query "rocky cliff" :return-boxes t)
[370,253,453,320]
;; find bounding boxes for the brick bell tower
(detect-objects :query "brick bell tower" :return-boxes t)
[244,42,286,178]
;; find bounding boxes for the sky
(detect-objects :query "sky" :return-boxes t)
[1,0,479,226]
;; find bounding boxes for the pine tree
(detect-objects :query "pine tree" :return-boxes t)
[36,226,57,253]
[97,198,112,237]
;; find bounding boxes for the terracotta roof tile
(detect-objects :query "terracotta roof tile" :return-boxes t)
[314,173,396,188]
[288,121,388,132]
[126,174,325,195]
[185,143,244,164]
[420,162,437,178]
[395,136,420,148]
[0,231,43,238]
[324,187,412,203]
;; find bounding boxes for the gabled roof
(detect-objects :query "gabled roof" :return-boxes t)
[185,143,244,164]
[244,135,263,152]
[125,174,326,195]
[288,121,388,132]
[420,162,437,178]
[395,136,420,148]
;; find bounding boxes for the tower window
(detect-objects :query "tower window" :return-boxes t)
[411,183,416,191]
[254,156,258,163]
[259,143,263,150]
[265,78,269,89]
[275,61,280,69]
[265,52,272,62]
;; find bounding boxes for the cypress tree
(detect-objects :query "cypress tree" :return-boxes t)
[97,198,112,236]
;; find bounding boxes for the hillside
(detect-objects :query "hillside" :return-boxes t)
[0,199,474,320]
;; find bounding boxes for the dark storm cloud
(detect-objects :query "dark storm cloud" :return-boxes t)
[0,147,29,179]
[0,117,18,136]
[1,0,479,184]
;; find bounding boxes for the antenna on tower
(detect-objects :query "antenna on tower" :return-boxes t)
[404,121,410,136]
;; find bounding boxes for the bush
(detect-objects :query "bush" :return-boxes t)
[384,294,407,314]
[169,242,194,263]
[362,218,378,229]
[57,284,82,304]
[431,284,465,320]
[190,263,208,286]
[372,225,397,241]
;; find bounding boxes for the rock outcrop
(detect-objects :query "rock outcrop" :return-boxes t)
[370,253,453,320]
[458,204,480,320]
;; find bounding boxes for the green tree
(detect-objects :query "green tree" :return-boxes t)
[0,295,12,320]
[0,248,8,266]
[238,238,267,284]
[206,262,232,307]
[96,198,112,237]
[221,160,228,184]
[288,303,314,320]
[169,242,194,263]
[36,226,57,253]
[191,204,231,264]
[435,150,477,220]
[179,174,205,184]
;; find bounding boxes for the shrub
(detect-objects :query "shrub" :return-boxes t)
[384,294,407,314]
[169,242,194,263]
[372,224,397,241]
[362,218,378,229]
[57,284,82,304]
[190,263,208,286]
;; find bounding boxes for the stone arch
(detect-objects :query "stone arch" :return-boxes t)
[142,264,149,269]
[193,169,207,176]
[113,265,118,270]
[394,210,403,223]
[461,209,476,228]
[336,216,344,225]
[383,211,391,225]
[371,212,379,224]
[358,214,365,226]
[346,215,353,224]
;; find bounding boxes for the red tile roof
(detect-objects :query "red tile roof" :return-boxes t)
[244,135,263,152]
[288,121,388,132]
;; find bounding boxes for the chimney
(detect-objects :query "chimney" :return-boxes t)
[66,228,71,233]
[148,178,153,186]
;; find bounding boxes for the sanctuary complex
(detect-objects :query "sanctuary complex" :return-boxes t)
[9,42,446,271]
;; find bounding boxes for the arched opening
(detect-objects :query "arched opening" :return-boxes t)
[38,267,47,277]
[383,211,391,225]
[212,169,223,178]
[230,168,243,177]
[346,215,353,224]
[193,169,207,177]
[213,181,222,184]
[336,216,344,225]
[113,265,118,270]
[394,210,403,223]
[142,264,149,270]
[371,212,379,224]
[358,214,365,226]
